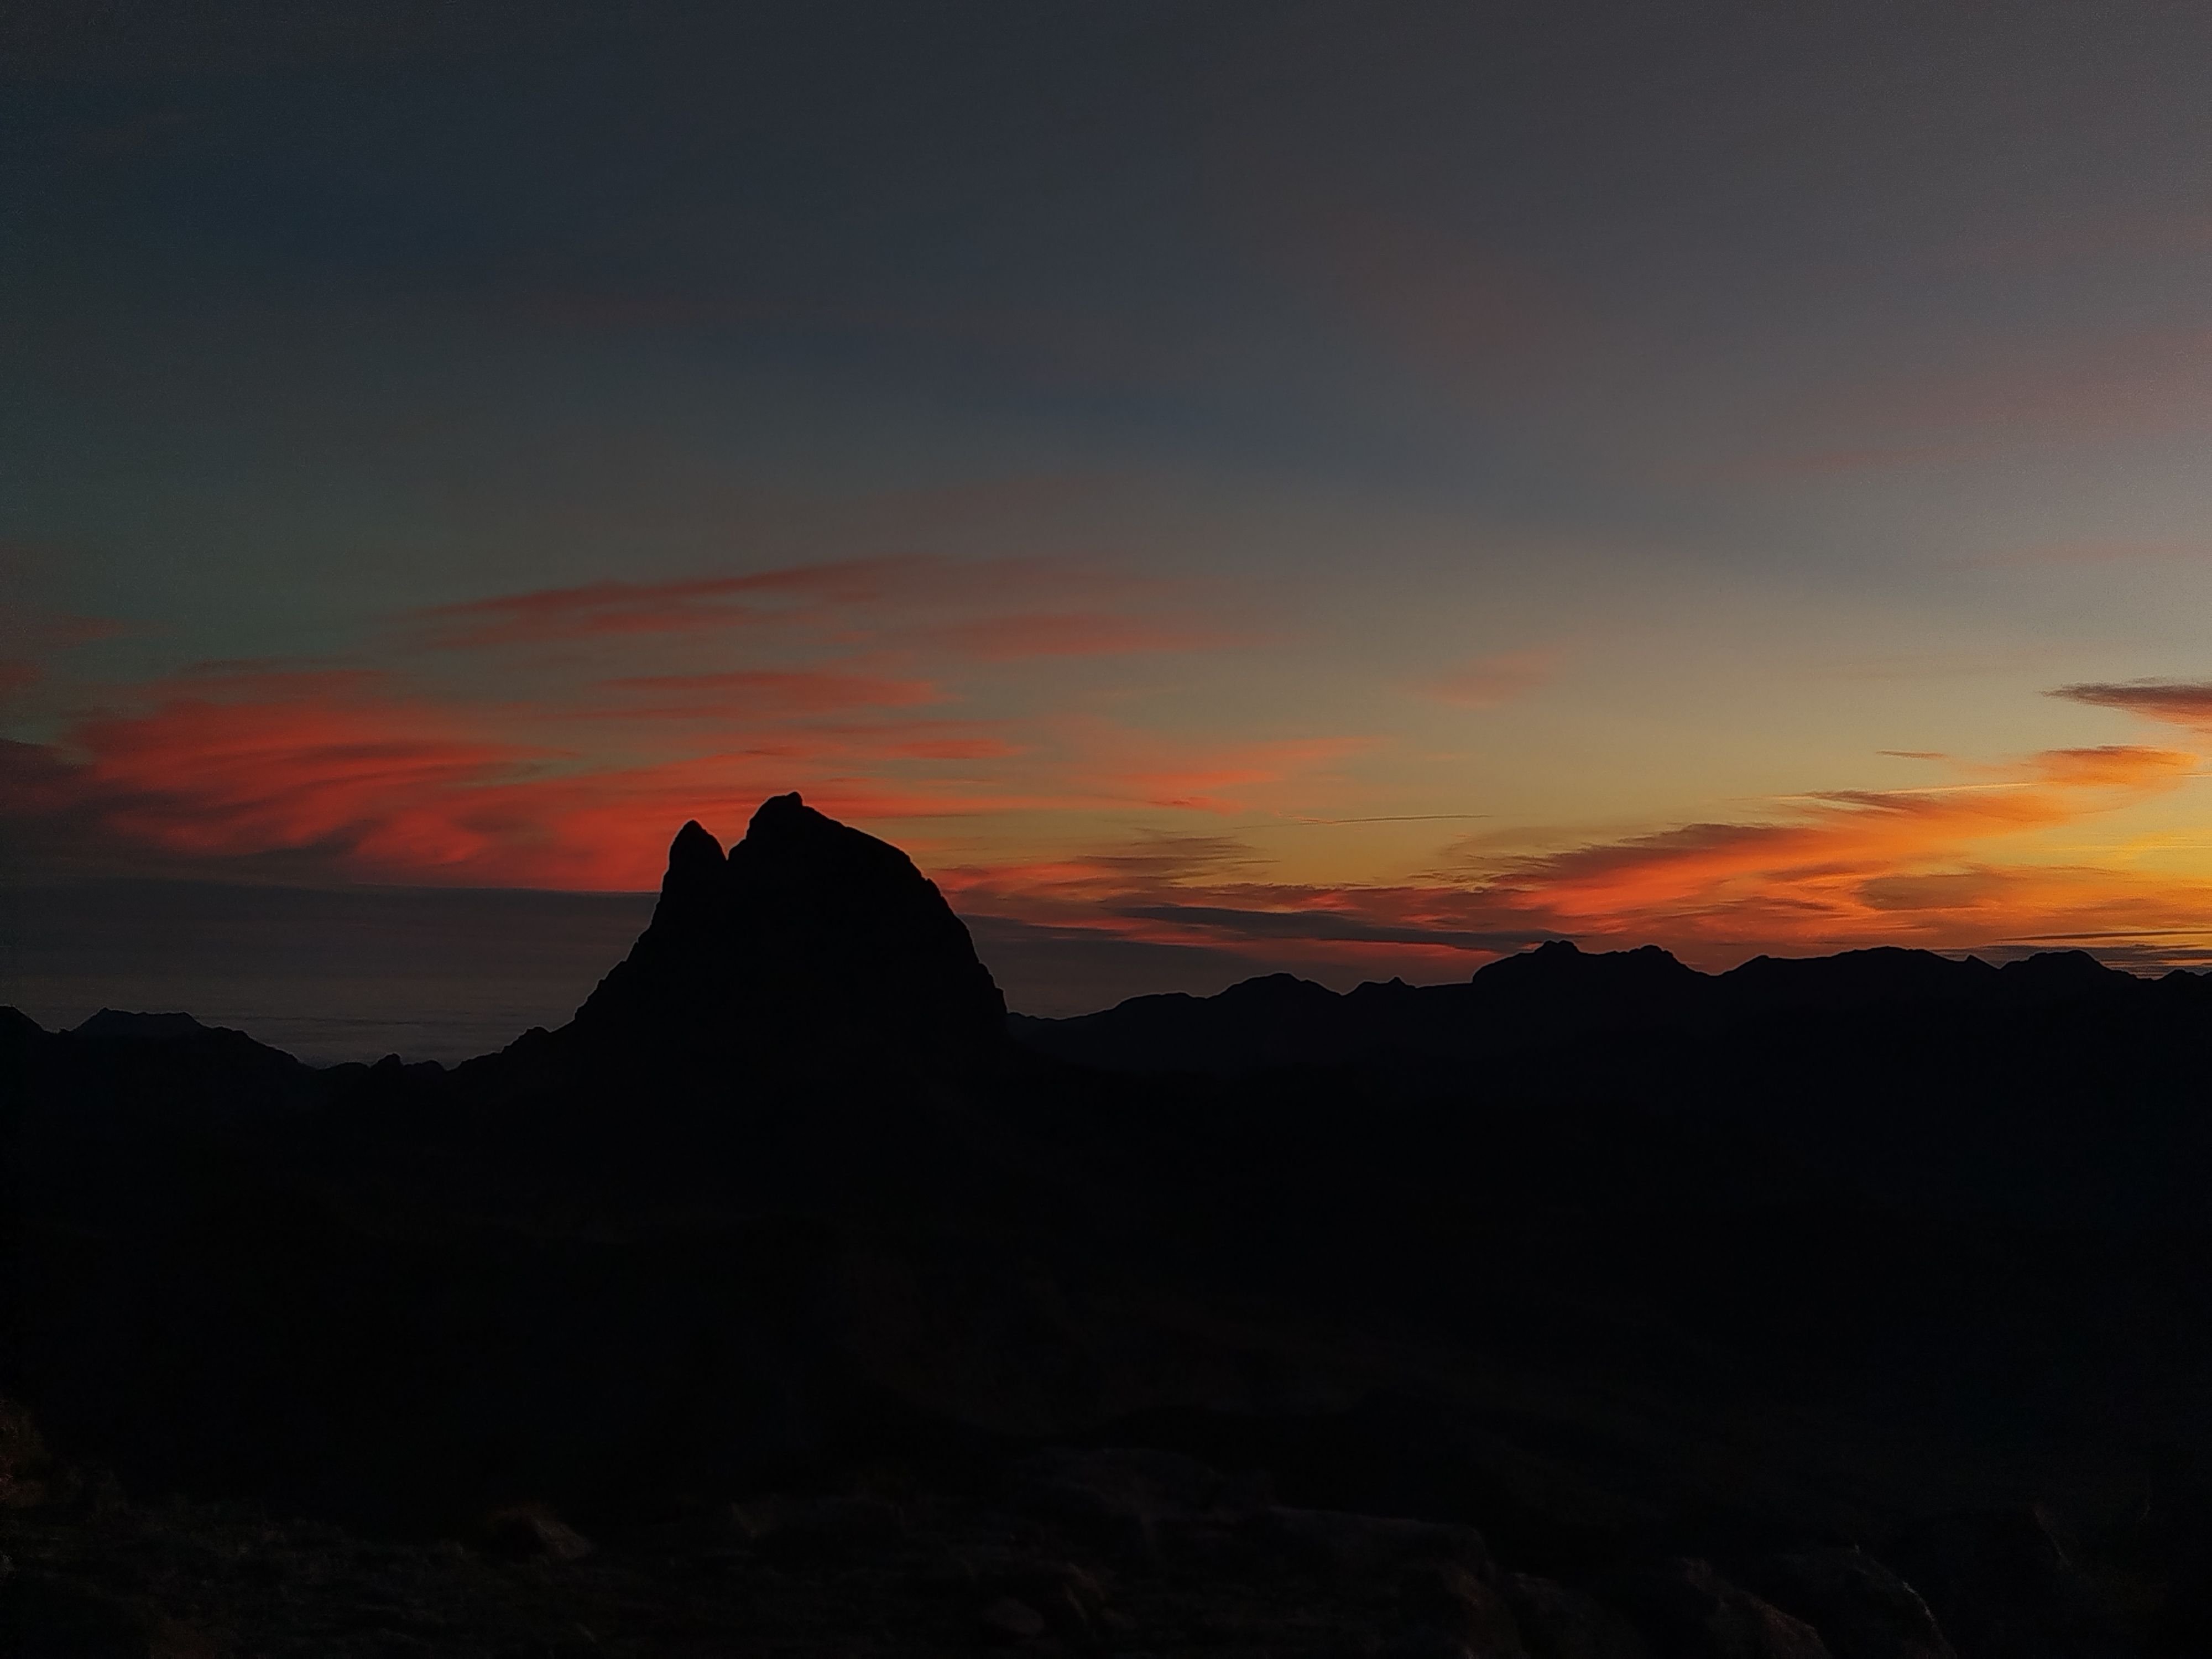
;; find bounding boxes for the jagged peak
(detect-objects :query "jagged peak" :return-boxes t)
[745,790,813,838]
[667,817,725,871]
[661,818,728,899]
[731,791,926,895]
[569,793,1007,1073]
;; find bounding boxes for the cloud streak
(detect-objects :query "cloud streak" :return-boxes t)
[917,612,1229,660]
[954,743,2212,977]
[407,555,1214,658]
[0,663,1370,890]
[408,558,940,649]
[2053,679,2212,733]
[1417,648,1554,708]
[1739,327,2212,478]
[587,668,943,718]
[14,662,2211,982]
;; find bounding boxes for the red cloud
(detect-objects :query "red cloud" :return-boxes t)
[59,680,555,872]
[4,677,1018,889]
[3,667,1363,889]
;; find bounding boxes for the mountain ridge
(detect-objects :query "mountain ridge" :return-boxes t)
[1010,936,2171,1077]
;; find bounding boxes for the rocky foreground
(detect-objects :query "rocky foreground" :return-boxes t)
[9,1401,2166,1658]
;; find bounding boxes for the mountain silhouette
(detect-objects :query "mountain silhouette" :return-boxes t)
[10,796,2212,1654]
[67,1009,215,1041]
[1009,937,2164,1078]
[561,793,1006,1077]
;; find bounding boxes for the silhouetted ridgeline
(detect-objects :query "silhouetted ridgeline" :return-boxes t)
[1010,938,2167,1077]
[9,795,2212,1655]
[1011,937,2212,1228]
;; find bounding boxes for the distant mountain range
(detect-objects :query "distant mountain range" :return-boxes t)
[8,795,2212,1655]
[1011,935,2159,1073]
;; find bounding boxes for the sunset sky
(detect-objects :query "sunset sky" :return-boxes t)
[12,3,2212,1041]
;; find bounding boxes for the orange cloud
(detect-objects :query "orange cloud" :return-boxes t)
[1470,745,2197,947]
[1084,733,1373,815]
[1418,648,1553,707]
[952,743,2212,977]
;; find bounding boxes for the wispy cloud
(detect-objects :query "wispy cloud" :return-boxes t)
[0,597,132,710]
[587,668,943,719]
[406,555,1207,659]
[917,611,1230,660]
[1733,327,2212,479]
[954,742,2211,975]
[15,551,2212,983]
[1115,901,1533,952]
[407,557,941,648]
[1416,647,1554,708]
[2052,679,2212,733]
[0,659,1369,889]
[16,656,2211,982]
[1485,745,2194,934]
[0,552,1294,882]
[1091,734,1373,815]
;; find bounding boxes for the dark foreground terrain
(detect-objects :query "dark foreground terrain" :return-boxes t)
[11,794,2212,1656]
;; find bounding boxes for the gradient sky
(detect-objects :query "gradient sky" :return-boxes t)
[12,2,2212,1040]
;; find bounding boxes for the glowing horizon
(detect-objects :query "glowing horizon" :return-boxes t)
[12,6,2212,993]
[15,551,2212,983]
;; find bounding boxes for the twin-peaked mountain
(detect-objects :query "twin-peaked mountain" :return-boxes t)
[560,792,1006,1076]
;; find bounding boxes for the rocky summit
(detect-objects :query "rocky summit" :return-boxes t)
[9,797,2212,1655]
[564,792,1008,1076]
